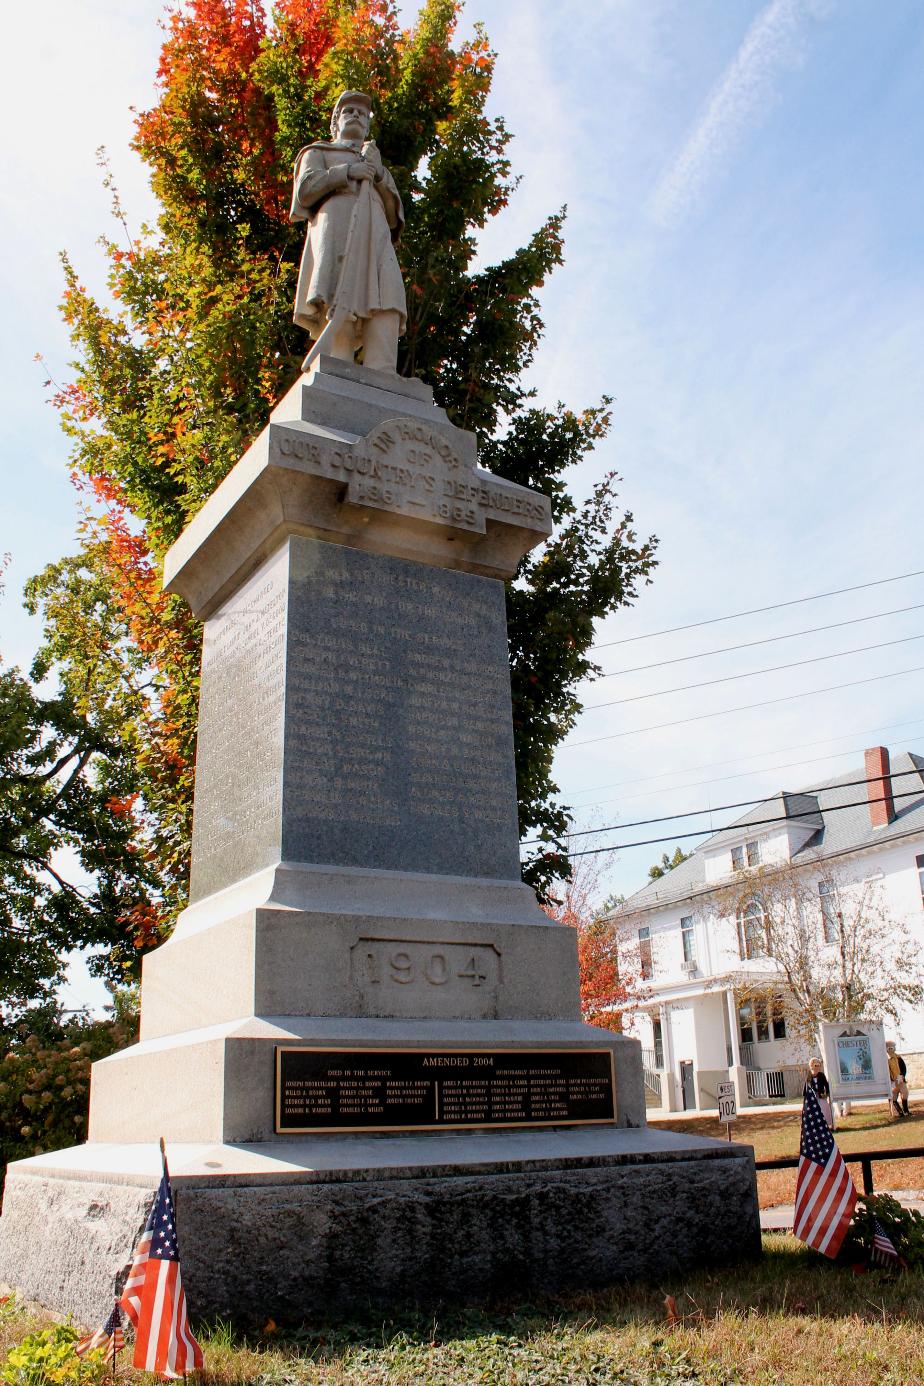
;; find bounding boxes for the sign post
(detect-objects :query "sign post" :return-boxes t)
[717,1080,737,1140]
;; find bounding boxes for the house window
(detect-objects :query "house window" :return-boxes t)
[818,880,839,944]
[739,996,785,1044]
[652,1018,664,1069]
[638,925,653,980]
[737,899,767,959]
[917,854,924,906]
[732,840,760,871]
[680,915,695,964]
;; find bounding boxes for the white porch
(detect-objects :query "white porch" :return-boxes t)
[632,980,811,1114]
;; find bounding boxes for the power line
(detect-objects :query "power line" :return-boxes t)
[597,602,924,678]
[563,716,924,800]
[523,767,923,844]
[571,730,924,814]
[526,785,924,861]
[593,566,924,650]
[585,632,924,710]
[565,663,924,747]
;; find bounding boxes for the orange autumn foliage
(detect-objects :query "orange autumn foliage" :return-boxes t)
[543,855,641,1032]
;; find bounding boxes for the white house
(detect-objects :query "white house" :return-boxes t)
[609,746,924,1112]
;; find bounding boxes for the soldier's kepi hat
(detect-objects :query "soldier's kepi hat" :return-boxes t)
[330,90,373,134]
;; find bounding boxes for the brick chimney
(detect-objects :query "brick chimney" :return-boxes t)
[864,745,895,828]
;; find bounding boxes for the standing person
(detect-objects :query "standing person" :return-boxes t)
[804,1057,833,1129]
[887,1041,910,1117]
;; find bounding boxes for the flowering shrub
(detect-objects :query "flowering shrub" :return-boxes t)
[0,1013,136,1178]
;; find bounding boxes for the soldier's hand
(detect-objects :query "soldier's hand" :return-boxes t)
[362,146,384,178]
[348,162,376,182]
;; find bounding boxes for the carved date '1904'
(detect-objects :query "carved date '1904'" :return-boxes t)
[353,939,499,992]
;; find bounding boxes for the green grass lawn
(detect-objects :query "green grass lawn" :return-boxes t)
[4,1238,924,1384]
[652,1105,924,1208]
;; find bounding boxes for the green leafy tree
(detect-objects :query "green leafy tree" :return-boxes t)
[28,0,656,950]
[647,846,692,881]
[0,659,157,1019]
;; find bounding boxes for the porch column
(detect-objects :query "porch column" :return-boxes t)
[726,986,749,1108]
[659,1002,678,1111]
[725,988,742,1068]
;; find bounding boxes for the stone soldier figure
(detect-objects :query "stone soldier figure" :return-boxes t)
[289,90,407,373]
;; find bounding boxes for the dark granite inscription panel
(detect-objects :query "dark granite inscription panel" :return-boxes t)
[282,538,520,878]
[189,549,287,901]
[276,1048,616,1132]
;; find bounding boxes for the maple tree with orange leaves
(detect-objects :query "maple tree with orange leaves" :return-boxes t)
[21,0,656,990]
[543,847,643,1032]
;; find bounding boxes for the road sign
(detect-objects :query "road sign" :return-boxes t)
[717,1081,737,1125]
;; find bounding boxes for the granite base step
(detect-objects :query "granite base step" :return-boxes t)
[0,1127,761,1325]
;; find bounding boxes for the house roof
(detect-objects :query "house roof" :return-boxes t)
[611,750,924,918]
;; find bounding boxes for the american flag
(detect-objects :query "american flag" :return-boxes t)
[793,1086,857,1258]
[75,1301,125,1364]
[870,1217,904,1269]
[119,1158,203,1379]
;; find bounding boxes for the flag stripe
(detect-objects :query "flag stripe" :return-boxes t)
[792,1158,825,1234]
[142,1260,170,1372]
[805,1155,845,1245]
[178,1268,201,1367]
[120,1227,152,1328]
[816,1177,855,1256]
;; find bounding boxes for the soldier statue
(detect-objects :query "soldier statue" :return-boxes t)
[290,91,407,374]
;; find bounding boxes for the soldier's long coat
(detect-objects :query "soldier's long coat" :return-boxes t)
[289,140,406,337]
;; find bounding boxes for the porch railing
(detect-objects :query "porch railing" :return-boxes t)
[640,1047,662,1101]
[745,1065,806,1101]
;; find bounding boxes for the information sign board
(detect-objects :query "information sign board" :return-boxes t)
[820,1020,890,1101]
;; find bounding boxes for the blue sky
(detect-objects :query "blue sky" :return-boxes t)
[2,1,923,1003]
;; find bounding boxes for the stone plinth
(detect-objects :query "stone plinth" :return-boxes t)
[0,1128,761,1326]
[88,1020,646,1145]
[164,357,551,618]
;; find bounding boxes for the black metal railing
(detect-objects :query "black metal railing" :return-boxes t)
[755,1145,924,1197]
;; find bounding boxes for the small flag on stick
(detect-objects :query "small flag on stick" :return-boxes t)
[75,1300,125,1364]
[793,1086,857,1259]
[870,1217,904,1270]
[119,1138,203,1379]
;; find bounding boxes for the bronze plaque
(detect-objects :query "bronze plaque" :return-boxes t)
[275,1047,616,1134]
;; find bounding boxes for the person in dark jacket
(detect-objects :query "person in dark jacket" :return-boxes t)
[804,1056,833,1128]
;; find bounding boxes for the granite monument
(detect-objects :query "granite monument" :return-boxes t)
[0,94,760,1324]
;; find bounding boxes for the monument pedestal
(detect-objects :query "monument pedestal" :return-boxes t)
[0,358,760,1320]
[1,1128,759,1326]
